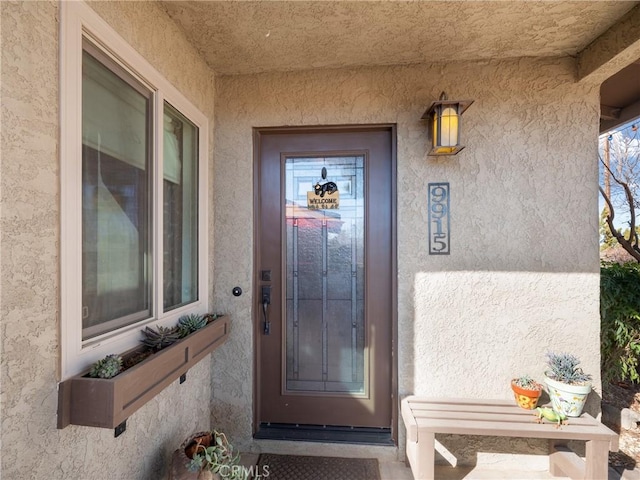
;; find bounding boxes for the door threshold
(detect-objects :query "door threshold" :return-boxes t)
[254,423,394,445]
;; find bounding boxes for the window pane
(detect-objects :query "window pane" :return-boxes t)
[82,49,152,340]
[163,102,199,312]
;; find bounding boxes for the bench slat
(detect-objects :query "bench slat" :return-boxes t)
[412,409,552,424]
[405,397,514,407]
[413,417,618,449]
[409,403,527,415]
[410,409,600,426]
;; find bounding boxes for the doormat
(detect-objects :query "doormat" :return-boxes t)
[255,453,380,480]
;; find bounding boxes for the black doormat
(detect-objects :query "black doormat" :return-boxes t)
[255,453,381,480]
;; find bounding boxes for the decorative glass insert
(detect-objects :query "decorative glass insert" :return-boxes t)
[284,155,365,394]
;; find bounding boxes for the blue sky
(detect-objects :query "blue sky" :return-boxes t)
[598,118,639,232]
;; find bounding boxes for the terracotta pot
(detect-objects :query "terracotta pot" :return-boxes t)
[511,380,543,409]
[544,375,591,417]
[183,432,213,460]
[171,431,216,480]
[197,471,219,480]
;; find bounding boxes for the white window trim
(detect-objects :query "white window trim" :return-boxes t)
[60,1,209,380]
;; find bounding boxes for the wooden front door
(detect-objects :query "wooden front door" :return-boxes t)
[254,125,395,437]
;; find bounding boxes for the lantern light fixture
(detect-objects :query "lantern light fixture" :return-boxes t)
[422,92,473,156]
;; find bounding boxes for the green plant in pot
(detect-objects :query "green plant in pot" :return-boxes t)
[511,375,543,410]
[88,354,123,379]
[141,325,181,351]
[184,430,247,480]
[178,313,208,338]
[544,352,592,417]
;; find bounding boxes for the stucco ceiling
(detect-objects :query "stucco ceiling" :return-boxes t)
[159,1,638,76]
[159,1,640,132]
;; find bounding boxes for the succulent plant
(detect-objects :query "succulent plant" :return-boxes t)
[186,430,248,480]
[512,375,542,391]
[545,352,593,385]
[202,313,220,324]
[89,354,123,379]
[141,325,181,351]
[178,313,207,338]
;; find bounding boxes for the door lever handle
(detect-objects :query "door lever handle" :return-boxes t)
[261,286,271,335]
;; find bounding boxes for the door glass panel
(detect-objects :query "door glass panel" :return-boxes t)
[284,155,365,394]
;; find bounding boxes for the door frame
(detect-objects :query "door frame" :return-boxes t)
[252,124,398,443]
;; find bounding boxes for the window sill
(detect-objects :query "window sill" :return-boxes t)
[57,315,229,430]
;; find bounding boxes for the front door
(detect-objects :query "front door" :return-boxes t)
[254,126,395,438]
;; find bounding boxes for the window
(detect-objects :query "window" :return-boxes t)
[61,2,208,379]
[163,103,199,313]
[81,45,154,339]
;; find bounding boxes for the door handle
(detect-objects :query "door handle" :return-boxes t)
[261,285,271,335]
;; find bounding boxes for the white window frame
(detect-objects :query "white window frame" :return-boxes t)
[60,1,209,380]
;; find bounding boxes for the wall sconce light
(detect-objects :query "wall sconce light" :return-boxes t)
[422,92,473,155]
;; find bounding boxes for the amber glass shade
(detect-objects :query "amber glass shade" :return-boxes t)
[423,96,473,156]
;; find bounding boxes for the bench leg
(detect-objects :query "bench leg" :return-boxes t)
[584,439,610,480]
[549,440,610,480]
[549,442,585,479]
[406,433,435,480]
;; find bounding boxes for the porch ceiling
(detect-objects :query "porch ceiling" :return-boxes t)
[159,1,637,76]
[159,1,640,131]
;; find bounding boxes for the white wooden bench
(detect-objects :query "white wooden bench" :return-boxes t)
[402,397,619,480]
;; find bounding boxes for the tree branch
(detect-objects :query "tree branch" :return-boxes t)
[600,186,640,262]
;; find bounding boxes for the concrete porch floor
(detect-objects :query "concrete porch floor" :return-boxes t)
[240,452,568,479]
[241,451,639,479]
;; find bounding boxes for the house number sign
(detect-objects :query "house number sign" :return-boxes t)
[428,182,450,254]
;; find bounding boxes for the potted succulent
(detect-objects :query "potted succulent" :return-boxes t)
[511,375,543,409]
[88,354,123,379]
[544,352,592,417]
[181,430,248,480]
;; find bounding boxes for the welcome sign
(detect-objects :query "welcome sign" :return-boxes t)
[307,181,340,210]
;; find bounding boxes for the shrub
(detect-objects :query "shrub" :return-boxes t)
[601,261,640,383]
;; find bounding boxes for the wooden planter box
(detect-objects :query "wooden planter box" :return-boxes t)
[57,316,230,430]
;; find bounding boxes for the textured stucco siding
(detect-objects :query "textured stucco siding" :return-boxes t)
[1,2,216,479]
[1,0,603,475]
[211,59,601,462]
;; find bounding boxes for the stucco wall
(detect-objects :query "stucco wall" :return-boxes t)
[1,2,216,479]
[1,0,603,474]
[211,59,601,462]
